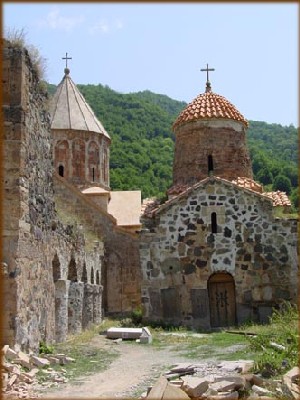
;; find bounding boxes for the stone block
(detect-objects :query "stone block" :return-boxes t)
[208,391,239,400]
[217,360,254,373]
[30,355,50,368]
[170,363,195,374]
[147,375,168,400]
[214,375,246,390]
[140,327,153,344]
[210,380,236,392]
[1,344,9,355]
[252,385,273,396]
[182,376,209,397]
[16,351,31,369]
[5,347,18,361]
[162,382,190,399]
[107,327,143,339]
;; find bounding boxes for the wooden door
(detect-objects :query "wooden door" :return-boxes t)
[208,273,236,327]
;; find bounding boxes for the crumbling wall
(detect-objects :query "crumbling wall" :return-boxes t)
[2,41,104,352]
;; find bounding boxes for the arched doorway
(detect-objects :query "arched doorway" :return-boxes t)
[208,272,236,327]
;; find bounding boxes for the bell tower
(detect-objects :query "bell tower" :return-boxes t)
[171,65,253,190]
[50,53,111,190]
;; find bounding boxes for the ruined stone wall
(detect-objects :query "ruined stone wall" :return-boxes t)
[53,130,110,190]
[172,120,253,187]
[140,178,298,328]
[2,41,104,351]
[53,174,141,316]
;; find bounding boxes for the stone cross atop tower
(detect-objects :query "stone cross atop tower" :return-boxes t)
[200,63,215,92]
[62,52,72,75]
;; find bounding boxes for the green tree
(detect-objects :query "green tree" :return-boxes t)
[273,175,292,195]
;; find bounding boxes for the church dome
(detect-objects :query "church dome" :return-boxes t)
[50,68,110,139]
[173,89,248,129]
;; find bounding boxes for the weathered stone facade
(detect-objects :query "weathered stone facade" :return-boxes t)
[2,41,105,351]
[140,177,298,328]
[53,130,110,190]
[140,80,298,329]
[172,120,253,187]
[53,174,142,316]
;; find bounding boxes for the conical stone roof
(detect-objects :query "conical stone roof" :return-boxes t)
[50,69,110,139]
[173,89,248,129]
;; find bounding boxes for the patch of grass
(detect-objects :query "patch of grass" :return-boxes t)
[245,302,299,376]
[53,345,117,382]
[151,329,253,361]
[50,321,120,382]
[5,27,47,79]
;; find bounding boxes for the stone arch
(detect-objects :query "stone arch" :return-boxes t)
[55,140,69,178]
[82,263,87,283]
[72,139,85,181]
[208,272,236,328]
[96,270,100,285]
[88,141,100,183]
[52,253,61,282]
[91,267,94,284]
[67,257,78,282]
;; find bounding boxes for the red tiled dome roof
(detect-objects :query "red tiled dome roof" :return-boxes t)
[173,91,248,129]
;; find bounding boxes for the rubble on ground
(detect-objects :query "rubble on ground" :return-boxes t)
[1,345,75,399]
[143,361,300,400]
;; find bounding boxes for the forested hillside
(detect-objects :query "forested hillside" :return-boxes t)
[47,83,298,209]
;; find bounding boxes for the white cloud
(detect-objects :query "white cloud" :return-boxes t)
[37,7,85,33]
[88,18,124,35]
[88,20,109,35]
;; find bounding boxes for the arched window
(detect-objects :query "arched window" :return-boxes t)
[82,263,87,283]
[92,167,95,182]
[211,212,217,233]
[68,257,77,282]
[58,165,64,177]
[91,267,94,284]
[208,155,214,174]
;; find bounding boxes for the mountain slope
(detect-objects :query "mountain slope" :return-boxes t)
[47,83,298,206]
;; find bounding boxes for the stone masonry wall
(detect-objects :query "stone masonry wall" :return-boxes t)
[2,41,104,351]
[172,120,253,187]
[53,174,141,316]
[140,177,298,328]
[53,130,110,190]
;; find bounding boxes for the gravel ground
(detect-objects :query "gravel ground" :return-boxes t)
[36,334,235,399]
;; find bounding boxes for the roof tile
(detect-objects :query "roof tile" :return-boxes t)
[173,91,248,129]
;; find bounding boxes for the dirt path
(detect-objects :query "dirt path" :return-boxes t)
[37,334,215,399]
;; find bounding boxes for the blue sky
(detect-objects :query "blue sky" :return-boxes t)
[3,2,299,127]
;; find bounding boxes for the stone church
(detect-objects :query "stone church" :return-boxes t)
[140,77,298,328]
[2,41,298,352]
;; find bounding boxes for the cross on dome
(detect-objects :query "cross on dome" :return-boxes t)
[200,63,215,92]
[62,52,72,75]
